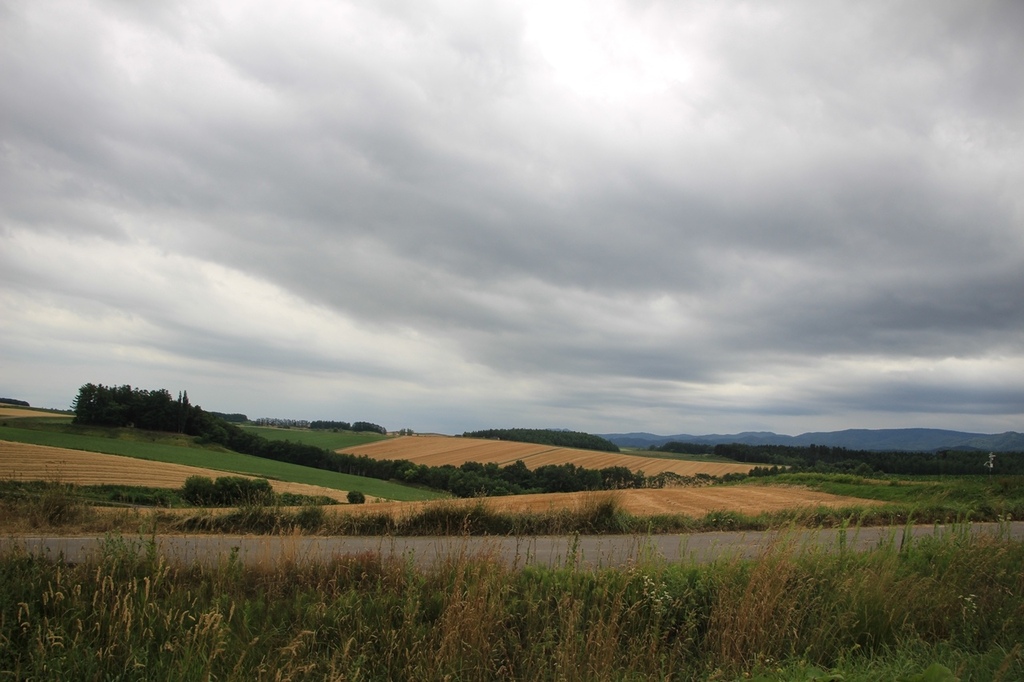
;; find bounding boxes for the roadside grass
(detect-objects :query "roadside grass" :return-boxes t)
[241,425,388,450]
[2,526,1021,680]
[0,424,441,502]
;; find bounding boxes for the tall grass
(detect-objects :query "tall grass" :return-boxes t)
[2,527,1022,680]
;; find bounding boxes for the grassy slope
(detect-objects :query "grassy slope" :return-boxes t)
[0,425,441,502]
[241,425,387,450]
[743,472,1024,516]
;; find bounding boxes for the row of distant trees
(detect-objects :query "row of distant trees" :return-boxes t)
[0,397,30,407]
[310,420,388,435]
[650,441,1024,476]
[464,428,620,453]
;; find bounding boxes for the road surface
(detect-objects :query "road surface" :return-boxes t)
[4,522,1021,569]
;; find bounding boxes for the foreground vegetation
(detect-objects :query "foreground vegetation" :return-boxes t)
[2,526,1021,680]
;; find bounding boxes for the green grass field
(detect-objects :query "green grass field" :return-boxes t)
[241,425,387,450]
[0,425,441,502]
[751,470,1024,503]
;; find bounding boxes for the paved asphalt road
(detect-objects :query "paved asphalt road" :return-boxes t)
[4,522,1022,569]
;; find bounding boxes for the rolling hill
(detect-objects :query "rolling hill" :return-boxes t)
[339,435,756,477]
[601,428,1024,452]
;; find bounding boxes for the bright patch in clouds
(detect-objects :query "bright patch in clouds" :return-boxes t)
[525,1,696,100]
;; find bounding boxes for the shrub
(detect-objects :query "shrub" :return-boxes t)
[347,490,366,504]
[180,475,274,506]
[181,475,218,505]
[214,476,273,506]
[294,504,326,532]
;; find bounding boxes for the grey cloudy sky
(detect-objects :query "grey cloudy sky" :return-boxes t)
[2,0,1023,435]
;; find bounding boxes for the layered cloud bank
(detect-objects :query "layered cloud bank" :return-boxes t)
[2,1,1022,433]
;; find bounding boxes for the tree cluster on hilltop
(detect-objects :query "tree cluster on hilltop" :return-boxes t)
[0,397,30,407]
[71,384,203,434]
[463,428,620,453]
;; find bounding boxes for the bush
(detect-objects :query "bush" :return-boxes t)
[181,475,218,505]
[180,476,274,506]
[215,476,273,506]
[347,490,366,504]
[294,504,326,532]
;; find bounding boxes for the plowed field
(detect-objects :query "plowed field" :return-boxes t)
[0,440,346,501]
[337,486,878,518]
[340,435,756,477]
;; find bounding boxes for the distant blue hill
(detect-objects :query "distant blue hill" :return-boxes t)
[599,428,1024,452]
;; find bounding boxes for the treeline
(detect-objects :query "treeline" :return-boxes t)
[651,441,716,455]
[463,428,620,453]
[310,420,387,435]
[702,443,1024,476]
[0,398,30,407]
[72,384,203,434]
[209,412,248,423]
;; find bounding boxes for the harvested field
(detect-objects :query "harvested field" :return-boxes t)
[341,435,757,477]
[335,486,879,519]
[0,407,68,419]
[0,440,347,502]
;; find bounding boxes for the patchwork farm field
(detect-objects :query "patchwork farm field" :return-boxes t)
[0,425,438,501]
[1,439,877,519]
[341,435,757,477]
[0,440,349,501]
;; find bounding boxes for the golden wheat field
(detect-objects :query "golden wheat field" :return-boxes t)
[0,440,346,501]
[0,407,68,419]
[340,435,757,477]
[337,486,878,518]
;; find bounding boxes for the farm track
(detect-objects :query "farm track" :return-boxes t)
[0,440,347,501]
[341,435,757,477]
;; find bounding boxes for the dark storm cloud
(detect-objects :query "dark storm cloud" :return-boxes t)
[2,0,1022,432]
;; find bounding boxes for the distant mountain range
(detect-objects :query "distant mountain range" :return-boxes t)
[598,428,1024,452]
